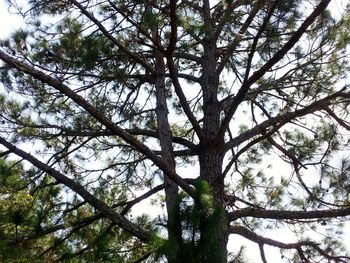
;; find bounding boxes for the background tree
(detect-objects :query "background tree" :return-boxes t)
[0,155,58,262]
[0,0,350,262]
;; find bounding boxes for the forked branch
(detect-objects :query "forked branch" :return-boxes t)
[0,50,194,196]
[218,0,332,137]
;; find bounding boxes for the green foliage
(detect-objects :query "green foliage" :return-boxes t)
[0,157,47,261]
[0,0,350,262]
[154,180,226,262]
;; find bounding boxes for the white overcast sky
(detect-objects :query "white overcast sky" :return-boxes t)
[0,0,24,38]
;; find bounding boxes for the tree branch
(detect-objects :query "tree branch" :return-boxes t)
[166,0,203,139]
[216,0,266,74]
[230,207,350,221]
[259,243,268,263]
[68,0,154,73]
[324,106,350,131]
[230,225,350,262]
[120,184,165,215]
[242,0,279,83]
[230,226,318,263]
[0,137,151,242]
[0,50,194,196]
[230,225,315,249]
[218,0,332,137]
[223,89,348,152]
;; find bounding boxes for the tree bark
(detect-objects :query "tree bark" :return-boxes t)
[153,37,183,262]
[198,146,228,263]
[198,31,228,262]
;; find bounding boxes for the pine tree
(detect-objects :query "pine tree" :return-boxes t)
[0,156,58,261]
[0,0,350,262]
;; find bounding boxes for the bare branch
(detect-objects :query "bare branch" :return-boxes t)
[243,0,279,83]
[216,0,266,74]
[120,184,164,215]
[230,225,350,262]
[166,0,203,139]
[324,106,350,131]
[230,207,350,221]
[230,225,315,249]
[259,244,268,263]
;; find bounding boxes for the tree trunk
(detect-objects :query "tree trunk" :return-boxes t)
[154,47,183,262]
[199,145,228,263]
[198,37,228,262]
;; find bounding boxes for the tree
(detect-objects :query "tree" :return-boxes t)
[0,155,60,262]
[0,0,350,262]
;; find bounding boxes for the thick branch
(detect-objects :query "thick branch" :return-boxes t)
[0,137,151,242]
[173,52,202,64]
[230,207,350,221]
[168,72,201,83]
[224,89,348,152]
[0,50,194,196]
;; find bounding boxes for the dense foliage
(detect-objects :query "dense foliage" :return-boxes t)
[0,0,350,262]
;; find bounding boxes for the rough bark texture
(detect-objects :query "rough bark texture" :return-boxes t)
[198,10,229,260]
[154,48,183,262]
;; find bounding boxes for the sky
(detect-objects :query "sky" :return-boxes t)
[0,0,349,262]
[0,1,23,39]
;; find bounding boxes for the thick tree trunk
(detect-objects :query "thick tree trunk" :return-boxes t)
[199,146,228,263]
[154,48,183,262]
[148,5,184,260]
[198,37,228,262]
